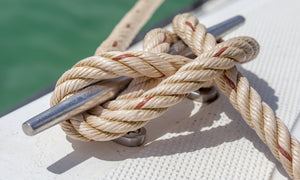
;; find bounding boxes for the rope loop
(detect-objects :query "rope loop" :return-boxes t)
[51,13,258,141]
[50,10,300,179]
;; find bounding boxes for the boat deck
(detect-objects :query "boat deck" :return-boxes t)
[1,0,300,179]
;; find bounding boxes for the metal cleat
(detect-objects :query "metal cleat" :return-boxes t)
[113,128,146,147]
[22,15,245,147]
[187,86,218,103]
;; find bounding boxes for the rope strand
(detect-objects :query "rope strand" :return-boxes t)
[50,2,300,178]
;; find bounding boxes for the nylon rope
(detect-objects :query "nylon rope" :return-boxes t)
[50,0,300,178]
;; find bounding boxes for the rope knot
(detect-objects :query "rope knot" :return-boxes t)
[49,4,300,178]
[51,13,259,141]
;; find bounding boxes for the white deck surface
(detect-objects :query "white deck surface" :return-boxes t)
[1,0,300,179]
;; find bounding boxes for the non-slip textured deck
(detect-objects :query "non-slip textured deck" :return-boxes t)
[1,0,300,179]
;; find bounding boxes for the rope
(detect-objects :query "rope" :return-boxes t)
[95,0,164,54]
[215,69,300,179]
[50,1,300,179]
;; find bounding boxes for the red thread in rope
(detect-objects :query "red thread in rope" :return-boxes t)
[214,47,228,57]
[112,41,118,47]
[135,96,154,109]
[218,47,293,163]
[126,24,131,28]
[185,21,195,31]
[113,54,136,61]
[278,143,292,162]
[163,33,167,42]
[155,75,165,79]
[224,74,237,92]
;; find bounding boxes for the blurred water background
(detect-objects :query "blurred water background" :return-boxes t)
[0,0,198,115]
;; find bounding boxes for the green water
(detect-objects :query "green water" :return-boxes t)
[0,0,197,115]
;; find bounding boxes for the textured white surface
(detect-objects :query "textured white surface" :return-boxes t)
[1,0,300,179]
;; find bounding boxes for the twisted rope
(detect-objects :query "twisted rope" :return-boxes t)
[50,1,300,178]
[215,69,300,179]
